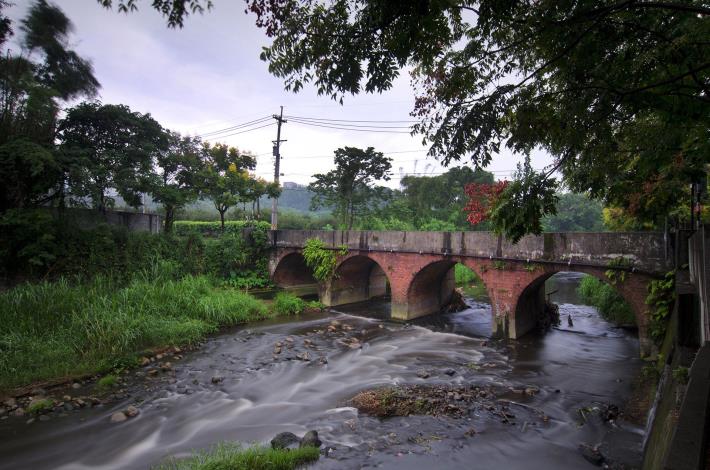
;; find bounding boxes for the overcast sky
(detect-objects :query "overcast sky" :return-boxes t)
[8,0,552,187]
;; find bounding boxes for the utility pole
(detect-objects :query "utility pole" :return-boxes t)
[271,106,287,230]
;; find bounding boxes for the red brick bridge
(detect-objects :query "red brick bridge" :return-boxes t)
[268,230,671,356]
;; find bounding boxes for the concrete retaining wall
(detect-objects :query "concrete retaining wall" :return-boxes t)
[59,208,162,234]
[688,226,710,342]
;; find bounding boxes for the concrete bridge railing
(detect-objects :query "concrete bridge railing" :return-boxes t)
[270,230,671,274]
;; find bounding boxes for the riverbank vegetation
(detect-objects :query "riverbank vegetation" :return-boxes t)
[577,276,636,326]
[153,443,320,470]
[454,263,488,301]
[0,271,307,391]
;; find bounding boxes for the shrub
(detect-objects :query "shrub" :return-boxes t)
[577,275,635,325]
[96,374,118,390]
[272,292,306,316]
[27,398,54,415]
[173,220,270,237]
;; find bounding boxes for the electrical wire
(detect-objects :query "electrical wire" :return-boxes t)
[288,119,413,134]
[199,122,276,139]
[196,116,272,138]
[285,114,418,124]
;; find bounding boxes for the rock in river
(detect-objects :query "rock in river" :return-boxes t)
[300,430,322,448]
[110,412,127,423]
[271,432,300,450]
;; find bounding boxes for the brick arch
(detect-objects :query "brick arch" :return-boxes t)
[401,259,459,319]
[271,251,317,288]
[320,254,392,306]
[510,265,653,355]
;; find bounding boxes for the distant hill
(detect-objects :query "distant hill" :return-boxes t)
[260,182,326,213]
[112,182,326,217]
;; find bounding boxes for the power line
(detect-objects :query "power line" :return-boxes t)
[199,122,276,140]
[289,118,413,129]
[253,148,429,160]
[289,119,413,134]
[285,114,418,124]
[196,116,272,138]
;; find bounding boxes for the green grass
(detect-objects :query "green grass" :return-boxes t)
[577,275,636,325]
[272,292,306,316]
[96,374,119,391]
[0,274,280,391]
[27,398,54,414]
[153,443,320,470]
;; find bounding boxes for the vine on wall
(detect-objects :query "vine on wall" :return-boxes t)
[605,257,634,284]
[302,238,348,282]
[646,270,676,344]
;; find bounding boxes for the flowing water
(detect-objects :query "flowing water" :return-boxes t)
[0,273,645,469]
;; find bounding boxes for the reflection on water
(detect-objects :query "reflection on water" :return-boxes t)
[0,273,644,470]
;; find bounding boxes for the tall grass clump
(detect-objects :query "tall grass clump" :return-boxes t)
[0,270,273,391]
[272,292,306,316]
[577,275,636,325]
[153,443,320,470]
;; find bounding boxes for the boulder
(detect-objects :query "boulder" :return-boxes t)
[579,444,604,466]
[110,412,127,423]
[271,432,300,450]
[416,370,430,379]
[300,430,322,448]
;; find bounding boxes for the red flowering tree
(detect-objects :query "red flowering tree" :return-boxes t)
[463,181,508,226]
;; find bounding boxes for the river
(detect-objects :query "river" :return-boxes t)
[0,272,645,469]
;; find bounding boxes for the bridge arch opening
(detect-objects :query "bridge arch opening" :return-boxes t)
[454,263,489,302]
[272,252,318,292]
[322,255,391,308]
[515,270,639,340]
[402,260,483,320]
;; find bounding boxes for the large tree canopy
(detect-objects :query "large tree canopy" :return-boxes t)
[103,0,710,239]
[200,143,258,230]
[309,146,392,229]
[58,102,167,212]
[0,0,99,212]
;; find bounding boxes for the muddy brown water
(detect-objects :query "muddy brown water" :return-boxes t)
[0,272,644,469]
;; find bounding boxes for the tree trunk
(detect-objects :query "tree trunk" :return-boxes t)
[219,209,226,232]
[347,199,354,230]
[164,204,175,233]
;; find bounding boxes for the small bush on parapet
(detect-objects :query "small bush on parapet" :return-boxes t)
[604,256,634,284]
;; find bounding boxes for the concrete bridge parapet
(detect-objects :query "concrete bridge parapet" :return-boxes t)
[269,229,670,274]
